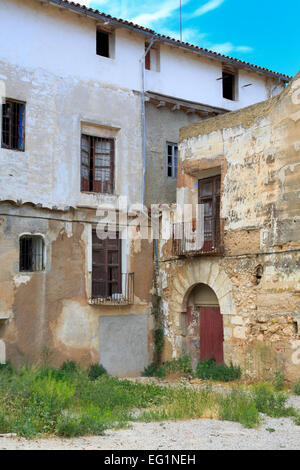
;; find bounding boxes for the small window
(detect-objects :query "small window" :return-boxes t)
[166,143,178,179]
[145,44,151,70]
[19,235,44,272]
[81,134,114,194]
[1,99,25,151]
[96,30,110,57]
[222,71,236,101]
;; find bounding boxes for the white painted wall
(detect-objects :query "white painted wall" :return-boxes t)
[146,44,281,110]
[0,0,285,209]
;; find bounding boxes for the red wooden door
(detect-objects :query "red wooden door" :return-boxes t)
[200,306,224,363]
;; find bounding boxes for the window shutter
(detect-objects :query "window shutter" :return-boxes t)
[145,45,151,70]
[92,230,121,299]
[93,137,114,194]
[198,175,221,251]
[81,135,90,191]
[174,145,178,178]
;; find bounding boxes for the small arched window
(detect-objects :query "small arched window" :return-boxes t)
[255,265,263,285]
[19,235,44,272]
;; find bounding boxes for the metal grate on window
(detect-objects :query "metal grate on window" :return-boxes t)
[2,99,25,151]
[19,236,44,272]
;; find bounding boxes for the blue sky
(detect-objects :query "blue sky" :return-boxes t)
[82,0,299,77]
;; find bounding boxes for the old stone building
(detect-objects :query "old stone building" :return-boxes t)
[158,71,300,381]
[0,0,292,375]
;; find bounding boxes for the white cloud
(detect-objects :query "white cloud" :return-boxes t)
[193,0,225,17]
[210,42,253,55]
[162,28,207,44]
[80,0,108,7]
[130,0,190,28]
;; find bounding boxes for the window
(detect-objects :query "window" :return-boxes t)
[222,71,236,101]
[96,30,110,57]
[198,175,220,250]
[19,235,44,272]
[81,134,114,194]
[166,143,178,178]
[1,99,25,151]
[145,44,151,70]
[144,43,160,72]
[92,229,121,299]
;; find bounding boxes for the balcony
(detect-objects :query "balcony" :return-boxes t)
[89,272,134,306]
[172,222,223,257]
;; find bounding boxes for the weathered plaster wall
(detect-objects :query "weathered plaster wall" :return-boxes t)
[0,203,153,373]
[0,1,285,210]
[0,58,143,209]
[158,72,300,381]
[145,103,204,205]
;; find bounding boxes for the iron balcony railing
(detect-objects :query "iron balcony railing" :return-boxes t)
[172,222,223,257]
[89,272,134,306]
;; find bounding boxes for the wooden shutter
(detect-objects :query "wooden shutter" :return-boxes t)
[92,230,121,298]
[93,137,114,194]
[198,175,221,251]
[145,45,151,70]
[81,135,90,191]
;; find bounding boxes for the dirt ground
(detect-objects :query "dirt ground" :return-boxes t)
[0,414,299,450]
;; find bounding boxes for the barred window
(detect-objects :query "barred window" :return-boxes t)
[19,235,44,272]
[1,99,25,151]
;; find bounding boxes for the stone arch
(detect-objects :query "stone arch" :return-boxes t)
[169,258,236,316]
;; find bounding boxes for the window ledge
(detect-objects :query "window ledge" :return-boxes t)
[0,313,9,322]
[88,297,133,306]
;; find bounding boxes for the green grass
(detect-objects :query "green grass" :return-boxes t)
[143,355,193,379]
[293,380,300,396]
[196,358,242,382]
[0,363,298,437]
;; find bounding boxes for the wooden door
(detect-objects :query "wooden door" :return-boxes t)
[200,306,224,363]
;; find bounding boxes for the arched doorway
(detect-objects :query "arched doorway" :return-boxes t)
[185,283,224,367]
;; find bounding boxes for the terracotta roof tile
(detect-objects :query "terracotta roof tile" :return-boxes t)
[47,0,292,80]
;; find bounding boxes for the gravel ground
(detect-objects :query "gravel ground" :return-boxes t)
[0,415,299,450]
[0,383,299,451]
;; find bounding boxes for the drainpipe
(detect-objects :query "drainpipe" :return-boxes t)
[141,37,155,208]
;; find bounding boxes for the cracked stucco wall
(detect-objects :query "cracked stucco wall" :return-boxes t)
[0,203,153,372]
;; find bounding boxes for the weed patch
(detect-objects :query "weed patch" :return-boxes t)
[0,362,298,437]
[293,380,300,396]
[196,358,242,382]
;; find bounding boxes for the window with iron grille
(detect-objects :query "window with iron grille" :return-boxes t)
[81,135,114,194]
[92,229,121,299]
[166,142,178,178]
[19,235,44,272]
[1,99,25,151]
[198,175,221,250]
